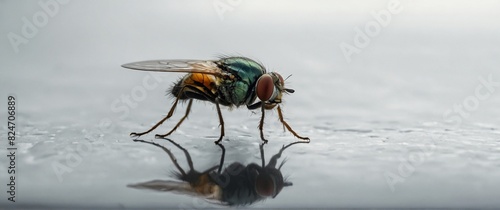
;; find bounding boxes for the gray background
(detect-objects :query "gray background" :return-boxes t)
[1,0,499,208]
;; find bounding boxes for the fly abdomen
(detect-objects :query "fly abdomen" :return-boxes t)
[171,74,220,102]
[170,77,189,99]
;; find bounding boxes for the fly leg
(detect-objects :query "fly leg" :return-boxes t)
[216,143,225,174]
[130,95,183,138]
[259,105,269,144]
[277,105,310,142]
[214,102,225,145]
[259,142,266,167]
[155,99,193,139]
[162,138,194,172]
[132,139,186,176]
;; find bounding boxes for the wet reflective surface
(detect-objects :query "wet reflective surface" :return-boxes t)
[1,1,500,209]
[128,139,307,206]
[0,87,500,208]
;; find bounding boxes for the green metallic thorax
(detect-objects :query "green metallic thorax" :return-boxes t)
[216,57,266,107]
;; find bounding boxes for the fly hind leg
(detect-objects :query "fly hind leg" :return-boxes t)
[130,95,184,138]
[155,99,193,139]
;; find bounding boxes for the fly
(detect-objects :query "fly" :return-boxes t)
[122,56,309,144]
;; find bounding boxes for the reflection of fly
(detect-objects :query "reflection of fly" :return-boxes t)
[122,56,309,144]
[128,138,306,206]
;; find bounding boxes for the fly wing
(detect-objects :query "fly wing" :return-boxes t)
[127,179,223,203]
[121,59,228,77]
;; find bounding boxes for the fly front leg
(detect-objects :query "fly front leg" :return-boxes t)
[130,95,183,138]
[259,105,268,144]
[214,101,225,145]
[277,105,310,142]
[156,99,193,139]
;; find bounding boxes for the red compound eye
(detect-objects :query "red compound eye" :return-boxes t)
[256,74,275,101]
[255,174,275,197]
